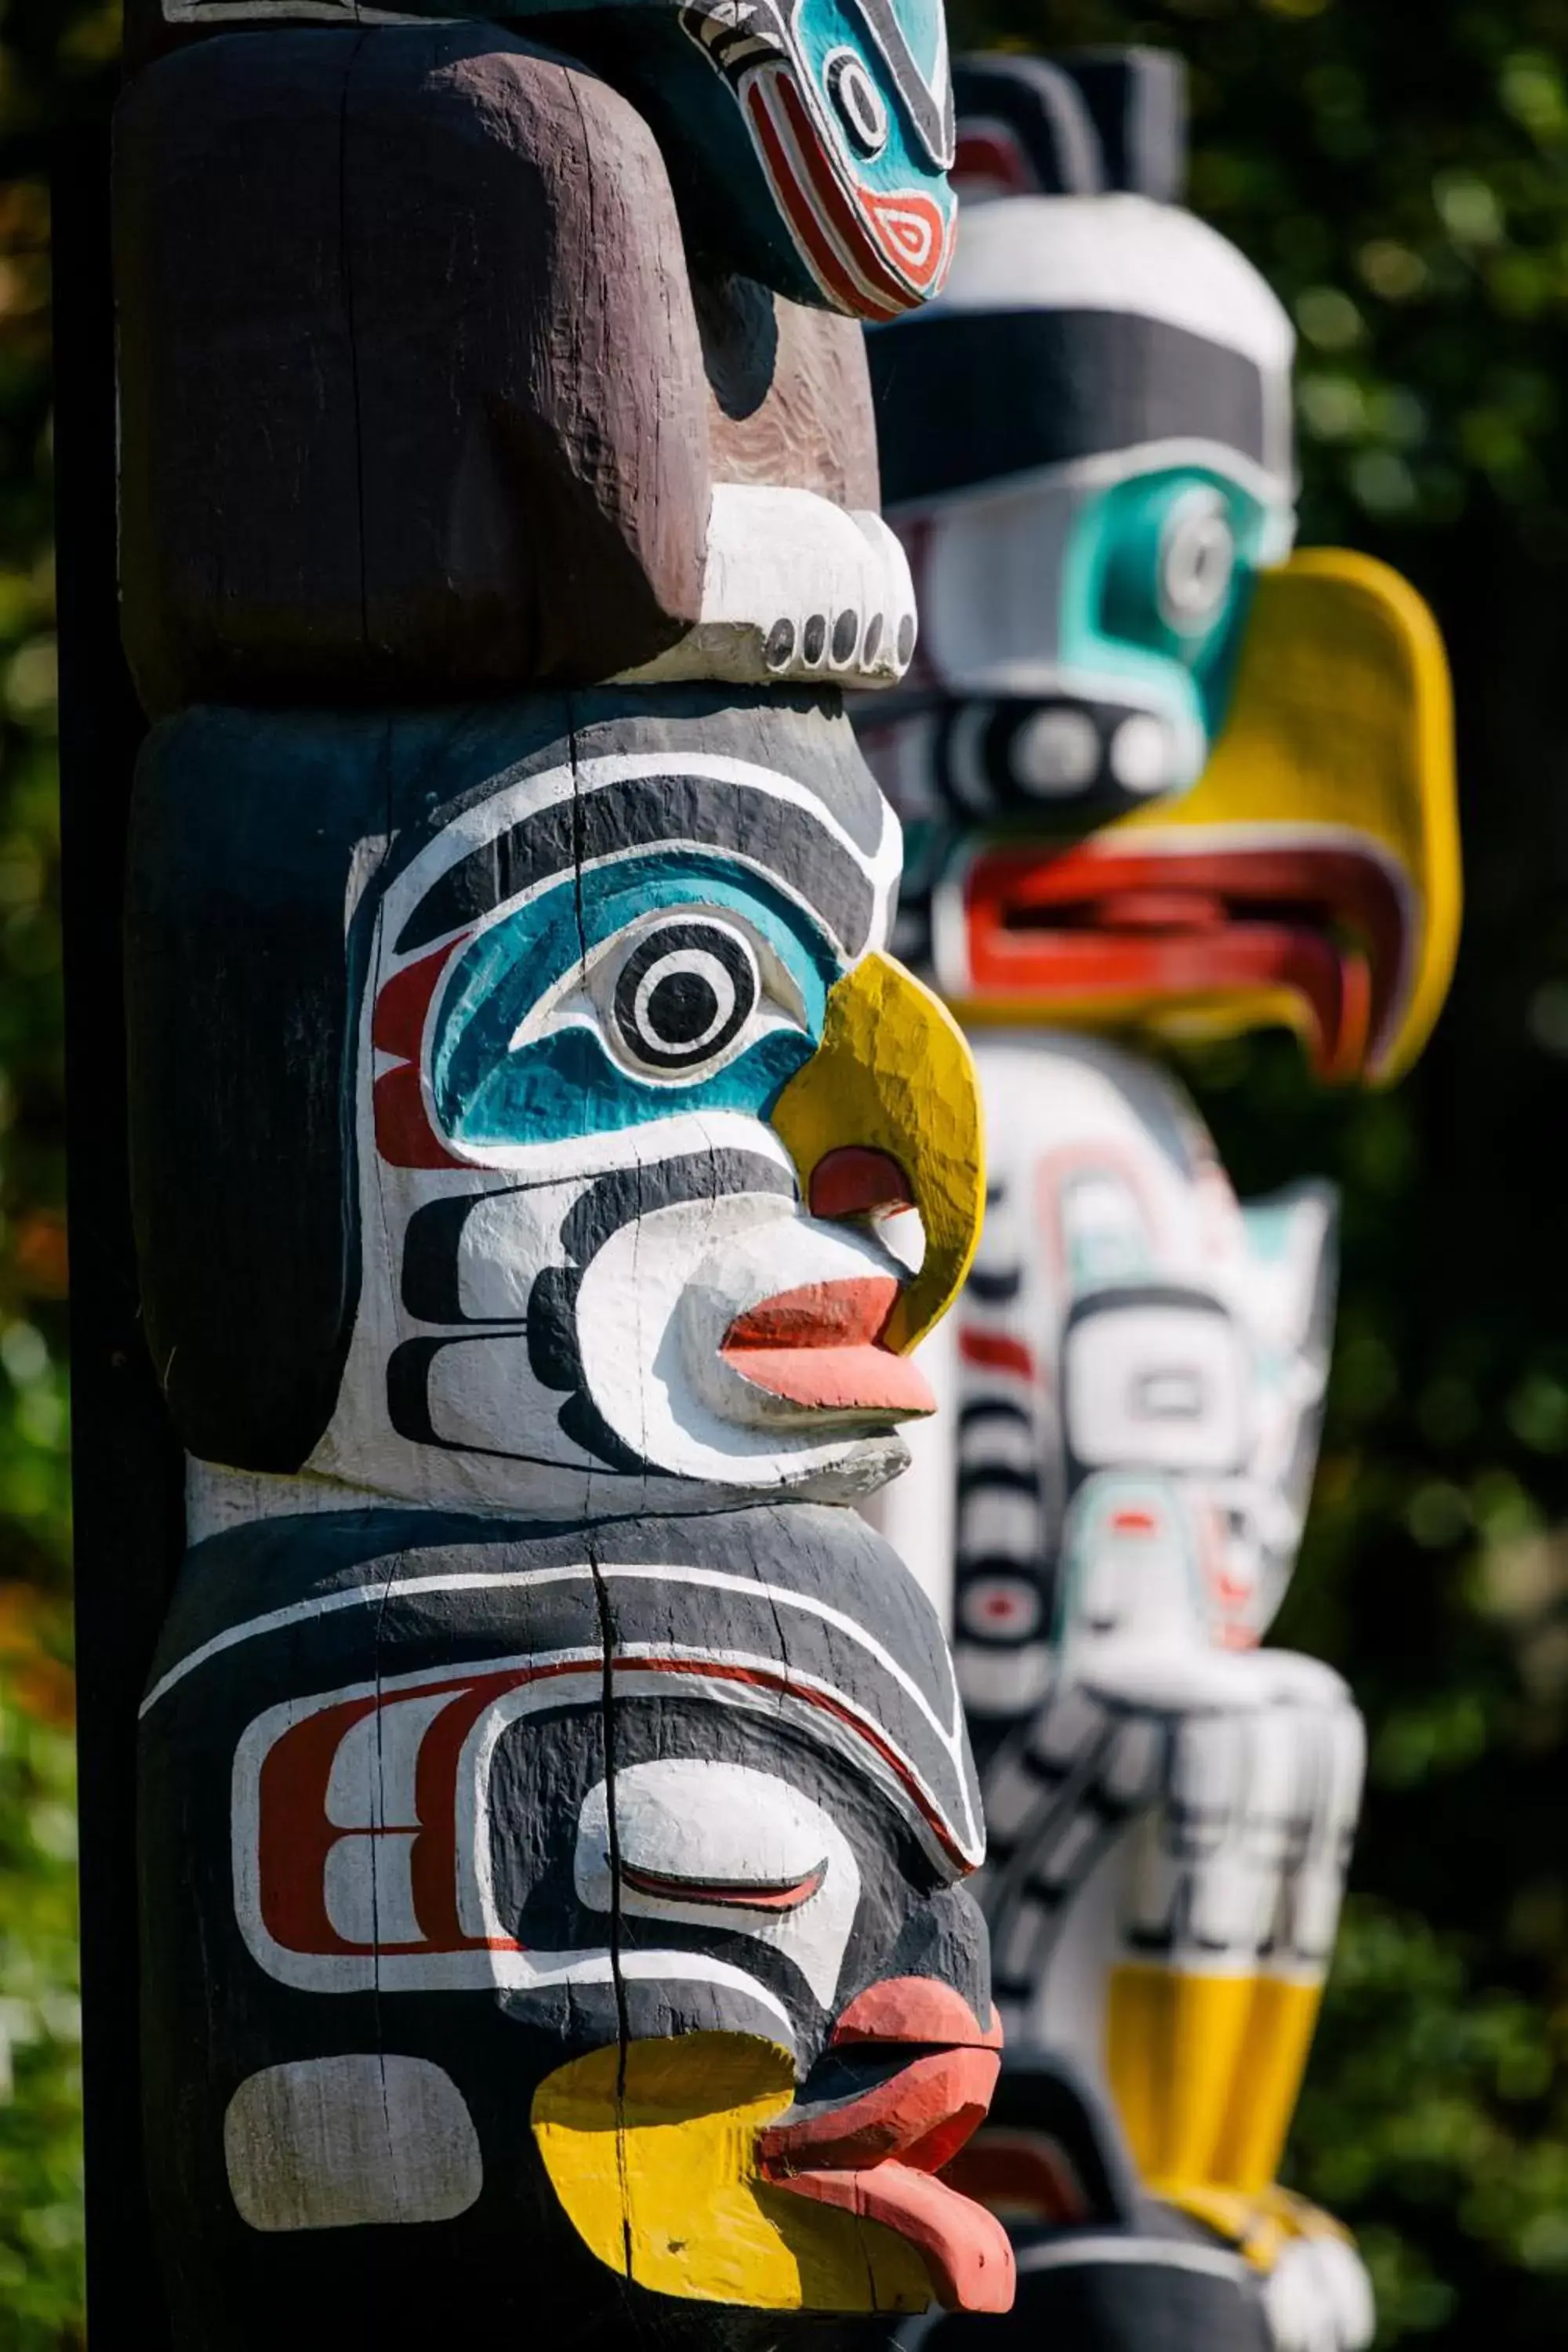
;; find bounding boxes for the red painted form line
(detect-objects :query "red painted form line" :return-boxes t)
[958,1329,1036,1381]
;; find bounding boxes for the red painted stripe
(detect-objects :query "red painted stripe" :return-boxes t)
[750,75,912,318]
[958,1329,1036,1381]
[372,941,470,1167]
[772,75,920,309]
[373,1065,463,1170]
[372,942,461,1062]
[619,1858,828,1914]
[747,85,901,319]
[611,1653,975,1874]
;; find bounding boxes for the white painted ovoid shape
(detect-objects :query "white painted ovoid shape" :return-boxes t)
[575,1758,862,2009]
[223,2056,482,2233]
[1064,1300,1247,1477]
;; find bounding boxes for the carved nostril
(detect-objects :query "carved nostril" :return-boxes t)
[810,1147,914,1221]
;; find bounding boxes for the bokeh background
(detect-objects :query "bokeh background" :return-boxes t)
[0,0,1566,2342]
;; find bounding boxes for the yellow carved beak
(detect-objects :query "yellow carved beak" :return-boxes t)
[769,949,986,1353]
[1125,547,1461,1081]
[953,550,1461,1087]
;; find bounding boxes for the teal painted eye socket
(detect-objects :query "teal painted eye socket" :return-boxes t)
[1054,465,1277,758]
[429,854,843,1152]
[800,0,955,178]
[1093,471,1265,674]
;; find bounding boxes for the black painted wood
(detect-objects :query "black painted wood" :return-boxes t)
[114,27,714,713]
[53,120,180,2352]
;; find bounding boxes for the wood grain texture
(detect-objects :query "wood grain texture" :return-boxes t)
[699,274,881,510]
[114,27,712,711]
[115,28,894,710]
[120,0,960,329]
[122,0,451,75]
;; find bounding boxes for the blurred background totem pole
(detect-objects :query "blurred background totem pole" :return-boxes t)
[110,1,1018,2344]
[858,47,1462,2352]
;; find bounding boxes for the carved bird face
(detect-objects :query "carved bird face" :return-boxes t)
[310,703,984,1520]
[862,181,1459,1083]
[864,187,1298,826]
[677,0,957,317]
[142,1505,1013,2331]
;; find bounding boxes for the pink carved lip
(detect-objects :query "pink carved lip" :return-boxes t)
[720,1276,936,1414]
[759,1979,1014,2314]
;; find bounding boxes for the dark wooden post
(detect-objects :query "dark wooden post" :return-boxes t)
[53,122,178,2351]
[103,8,1011,2347]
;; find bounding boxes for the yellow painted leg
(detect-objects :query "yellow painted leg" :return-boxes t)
[1212,1975,1326,2196]
[1106,1966,1340,2282]
[1105,1964,1258,2189]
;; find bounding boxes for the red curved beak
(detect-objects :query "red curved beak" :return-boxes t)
[957,837,1411,1083]
[759,1980,1014,2314]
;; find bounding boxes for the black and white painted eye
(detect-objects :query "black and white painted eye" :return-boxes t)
[611,919,760,1075]
[1157,488,1237,633]
[825,48,889,157]
[575,1760,861,2008]
[1009,706,1102,798]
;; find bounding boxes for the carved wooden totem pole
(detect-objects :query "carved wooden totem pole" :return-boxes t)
[857,49,1461,2352]
[113,3,1015,2344]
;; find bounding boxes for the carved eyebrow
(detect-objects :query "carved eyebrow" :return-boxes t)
[841,0,956,169]
[618,1859,829,1914]
[395,773,876,961]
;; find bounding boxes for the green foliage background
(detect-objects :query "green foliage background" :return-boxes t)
[0,0,1565,2342]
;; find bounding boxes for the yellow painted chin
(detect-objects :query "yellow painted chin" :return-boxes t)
[771,949,986,1353]
[531,2032,931,2314]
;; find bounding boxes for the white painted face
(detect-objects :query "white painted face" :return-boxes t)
[949,1036,1336,1720]
[863,192,1298,854]
[306,748,959,1519]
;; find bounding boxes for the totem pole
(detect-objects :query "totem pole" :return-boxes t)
[111,4,1014,2345]
[856,49,1461,2352]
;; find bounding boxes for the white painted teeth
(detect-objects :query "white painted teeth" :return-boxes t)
[616,491,919,689]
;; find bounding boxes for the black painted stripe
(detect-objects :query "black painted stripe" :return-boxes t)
[395,771,877,962]
[870,308,1272,504]
[846,0,956,168]
[967,1261,1025,1305]
[959,1398,1034,1436]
